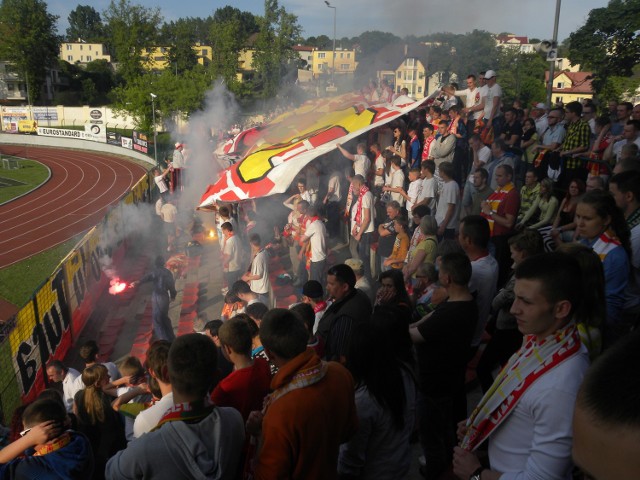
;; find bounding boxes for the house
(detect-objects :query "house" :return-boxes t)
[293,45,314,71]
[371,44,430,99]
[0,61,26,104]
[544,71,594,105]
[311,48,357,79]
[141,43,213,71]
[60,41,111,64]
[495,34,535,54]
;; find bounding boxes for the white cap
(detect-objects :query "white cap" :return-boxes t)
[484,70,496,79]
[534,102,547,110]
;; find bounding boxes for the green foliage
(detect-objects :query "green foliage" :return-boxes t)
[0,0,60,103]
[496,50,547,106]
[212,6,258,39]
[159,17,214,45]
[357,31,401,57]
[103,0,162,83]
[54,59,115,105]
[568,0,640,92]
[252,0,302,99]
[111,69,211,130]
[597,74,640,103]
[66,5,104,42]
[305,35,331,49]
[163,21,199,75]
[0,158,49,204]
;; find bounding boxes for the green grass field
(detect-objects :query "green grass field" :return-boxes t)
[0,157,49,204]
[0,236,81,309]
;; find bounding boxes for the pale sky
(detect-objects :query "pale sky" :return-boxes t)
[48,0,608,43]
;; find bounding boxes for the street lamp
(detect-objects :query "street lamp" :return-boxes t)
[546,0,561,107]
[324,1,336,86]
[150,93,158,167]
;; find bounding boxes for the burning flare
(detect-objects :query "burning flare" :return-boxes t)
[109,278,130,295]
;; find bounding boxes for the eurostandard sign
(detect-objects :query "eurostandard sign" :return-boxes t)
[37,124,107,143]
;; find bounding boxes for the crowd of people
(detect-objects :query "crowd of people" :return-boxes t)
[1,70,640,480]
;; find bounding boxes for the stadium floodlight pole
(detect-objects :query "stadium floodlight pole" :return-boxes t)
[150,93,158,166]
[324,1,336,86]
[546,0,561,108]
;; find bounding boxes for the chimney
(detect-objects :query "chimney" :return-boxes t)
[404,44,408,56]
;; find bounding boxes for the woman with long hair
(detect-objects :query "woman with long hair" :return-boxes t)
[74,364,126,480]
[574,190,630,347]
[551,178,585,243]
[517,178,559,230]
[375,269,412,320]
[520,118,539,166]
[338,306,416,479]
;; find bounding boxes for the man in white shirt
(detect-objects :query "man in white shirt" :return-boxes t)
[384,156,406,206]
[152,166,170,199]
[435,162,460,239]
[604,120,640,163]
[413,160,436,213]
[457,74,483,133]
[482,69,504,136]
[221,222,243,289]
[242,234,270,306]
[370,142,386,197]
[463,135,492,210]
[160,199,178,251]
[337,142,371,179]
[46,360,83,412]
[133,341,173,438]
[454,253,589,480]
[531,103,549,137]
[172,143,185,191]
[301,206,327,283]
[284,178,316,209]
[349,175,374,279]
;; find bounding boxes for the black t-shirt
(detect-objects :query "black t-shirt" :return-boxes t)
[502,120,523,148]
[377,219,397,257]
[415,299,478,396]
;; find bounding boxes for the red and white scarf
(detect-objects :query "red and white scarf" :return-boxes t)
[591,228,622,262]
[350,185,370,235]
[460,324,582,451]
[481,182,515,234]
[422,135,435,161]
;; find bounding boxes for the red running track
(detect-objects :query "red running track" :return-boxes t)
[0,145,148,269]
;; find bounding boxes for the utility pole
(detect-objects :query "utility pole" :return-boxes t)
[325,1,336,86]
[150,93,158,166]
[546,0,561,107]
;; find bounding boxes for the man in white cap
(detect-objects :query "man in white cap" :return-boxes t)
[531,103,549,137]
[483,70,503,137]
[172,142,185,191]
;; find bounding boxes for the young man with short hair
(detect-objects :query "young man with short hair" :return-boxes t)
[435,161,460,239]
[453,253,589,480]
[106,334,245,479]
[301,280,328,333]
[337,142,371,179]
[241,234,270,305]
[249,309,357,480]
[347,175,374,279]
[46,360,83,413]
[221,222,243,289]
[203,320,235,380]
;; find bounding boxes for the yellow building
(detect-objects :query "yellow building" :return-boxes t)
[395,57,428,99]
[545,71,594,105]
[236,48,256,82]
[141,44,213,70]
[60,42,111,64]
[312,48,357,79]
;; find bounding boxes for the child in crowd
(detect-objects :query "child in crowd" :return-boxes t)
[401,167,423,223]
[383,218,410,270]
[289,302,325,358]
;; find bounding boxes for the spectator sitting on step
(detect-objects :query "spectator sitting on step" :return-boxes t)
[79,340,120,384]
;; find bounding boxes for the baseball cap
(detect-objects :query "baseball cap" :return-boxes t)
[302,280,323,298]
[534,102,547,110]
[484,70,496,79]
[175,142,182,148]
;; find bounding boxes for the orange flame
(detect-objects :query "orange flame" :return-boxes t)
[109,279,129,295]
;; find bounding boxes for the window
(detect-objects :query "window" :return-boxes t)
[347,53,351,58]
[341,64,349,70]
[318,52,326,59]
[161,47,167,53]
[67,55,73,61]
[155,56,165,61]
[556,96,562,103]
[418,86,422,93]
[556,82,565,88]
[202,49,208,56]
[404,71,415,81]
[397,71,401,79]
[79,45,83,51]
[318,64,324,70]
[66,44,72,51]
[80,55,84,61]
[405,58,415,67]
[86,56,92,62]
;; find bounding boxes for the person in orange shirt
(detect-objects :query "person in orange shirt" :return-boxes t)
[383,218,410,270]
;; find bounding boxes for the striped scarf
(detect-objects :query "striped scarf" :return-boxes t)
[422,136,436,160]
[345,185,370,234]
[591,229,622,262]
[482,182,515,234]
[460,323,582,451]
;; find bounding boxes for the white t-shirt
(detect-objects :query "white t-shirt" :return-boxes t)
[389,168,405,205]
[374,154,385,186]
[350,191,375,234]
[455,87,483,120]
[63,368,83,412]
[160,203,177,223]
[406,179,422,213]
[483,83,503,119]
[469,145,492,181]
[133,392,174,438]
[327,173,342,202]
[301,189,317,206]
[435,180,460,230]
[304,219,327,262]
[223,234,242,272]
[612,137,640,161]
[418,177,436,211]
[353,154,371,178]
[469,254,499,346]
[250,250,270,295]
[154,175,168,194]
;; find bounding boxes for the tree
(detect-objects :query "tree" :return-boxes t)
[305,35,331,49]
[252,0,302,99]
[496,49,547,105]
[212,6,258,39]
[66,5,104,42]
[0,0,60,103]
[103,0,162,83]
[356,31,401,57]
[568,0,640,92]
[163,20,199,75]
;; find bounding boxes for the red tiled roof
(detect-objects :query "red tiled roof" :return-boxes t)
[544,71,594,94]
[293,45,314,52]
[496,35,529,44]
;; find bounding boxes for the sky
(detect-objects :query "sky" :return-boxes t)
[48,0,608,43]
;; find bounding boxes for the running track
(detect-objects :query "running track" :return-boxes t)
[0,145,148,269]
